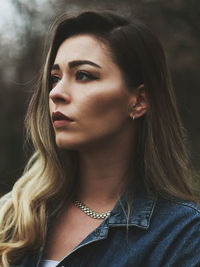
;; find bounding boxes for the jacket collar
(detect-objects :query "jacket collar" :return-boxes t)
[108,193,156,229]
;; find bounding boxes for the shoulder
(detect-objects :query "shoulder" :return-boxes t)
[152,198,200,265]
[151,197,200,249]
[113,194,200,265]
[125,194,200,241]
[154,197,200,220]
[143,196,200,265]
[152,197,200,232]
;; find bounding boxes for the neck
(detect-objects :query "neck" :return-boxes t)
[76,127,135,209]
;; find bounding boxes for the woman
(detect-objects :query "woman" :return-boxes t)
[0,10,199,267]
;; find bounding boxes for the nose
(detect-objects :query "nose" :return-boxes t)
[49,79,71,104]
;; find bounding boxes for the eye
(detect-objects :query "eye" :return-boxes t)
[50,75,61,87]
[50,75,60,89]
[75,71,99,82]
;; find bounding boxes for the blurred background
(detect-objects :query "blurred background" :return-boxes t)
[0,0,199,196]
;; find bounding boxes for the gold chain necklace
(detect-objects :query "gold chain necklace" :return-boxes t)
[74,200,111,220]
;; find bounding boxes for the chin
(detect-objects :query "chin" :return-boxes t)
[55,137,98,151]
[55,133,114,151]
[55,136,83,150]
[56,140,76,150]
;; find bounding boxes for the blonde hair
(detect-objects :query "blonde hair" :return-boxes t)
[0,10,197,266]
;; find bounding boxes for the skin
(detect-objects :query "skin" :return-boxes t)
[50,35,134,150]
[46,34,147,260]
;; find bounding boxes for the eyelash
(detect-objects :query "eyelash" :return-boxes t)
[50,70,99,86]
[75,70,99,82]
[51,76,60,85]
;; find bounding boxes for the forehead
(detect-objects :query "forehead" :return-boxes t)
[54,34,113,65]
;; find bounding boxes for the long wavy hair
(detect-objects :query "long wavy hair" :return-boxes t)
[0,10,197,266]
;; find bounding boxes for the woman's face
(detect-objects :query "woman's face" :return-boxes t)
[49,34,134,150]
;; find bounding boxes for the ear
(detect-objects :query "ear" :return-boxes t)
[129,84,148,120]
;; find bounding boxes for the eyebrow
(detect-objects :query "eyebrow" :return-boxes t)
[51,60,101,71]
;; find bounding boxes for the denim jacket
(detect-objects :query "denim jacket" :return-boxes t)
[15,194,200,266]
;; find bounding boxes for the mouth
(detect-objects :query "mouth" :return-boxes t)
[52,111,74,127]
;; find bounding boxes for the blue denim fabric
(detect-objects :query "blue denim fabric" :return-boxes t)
[19,194,200,267]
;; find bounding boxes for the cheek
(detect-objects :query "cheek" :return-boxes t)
[79,86,129,125]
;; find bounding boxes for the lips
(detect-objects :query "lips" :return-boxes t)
[52,111,74,128]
